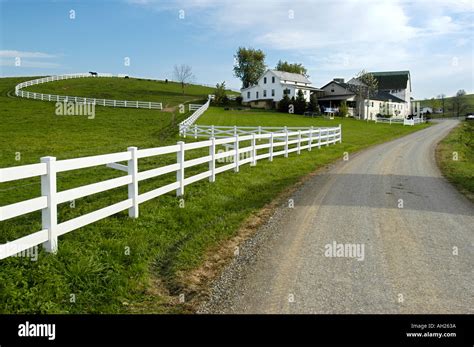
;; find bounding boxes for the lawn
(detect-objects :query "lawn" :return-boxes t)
[23,76,238,109]
[1,78,430,314]
[436,121,474,202]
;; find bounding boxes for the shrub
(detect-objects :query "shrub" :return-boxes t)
[294,90,307,115]
[338,101,348,117]
[278,94,291,113]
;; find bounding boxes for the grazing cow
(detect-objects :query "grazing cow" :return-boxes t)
[89,71,98,77]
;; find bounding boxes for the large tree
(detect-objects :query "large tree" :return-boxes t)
[275,60,309,77]
[356,69,378,120]
[233,47,266,89]
[452,89,467,117]
[173,64,194,94]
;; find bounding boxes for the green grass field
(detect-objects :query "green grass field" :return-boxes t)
[1,77,430,313]
[23,76,238,109]
[436,121,474,202]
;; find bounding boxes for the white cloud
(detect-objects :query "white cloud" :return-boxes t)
[0,50,57,58]
[0,50,61,69]
[130,0,474,97]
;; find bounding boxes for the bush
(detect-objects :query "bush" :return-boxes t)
[307,93,320,114]
[338,101,348,117]
[236,96,243,105]
[294,90,307,115]
[278,94,291,113]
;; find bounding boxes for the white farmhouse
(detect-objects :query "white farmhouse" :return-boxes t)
[241,70,321,109]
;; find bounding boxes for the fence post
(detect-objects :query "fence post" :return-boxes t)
[176,141,185,196]
[234,126,237,137]
[339,124,342,143]
[269,133,274,162]
[125,100,127,107]
[149,102,151,109]
[258,126,262,142]
[251,133,257,166]
[326,129,330,147]
[41,156,58,253]
[194,125,198,139]
[297,130,301,155]
[318,128,321,149]
[284,127,289,158]
[308,126,313,151]
[234,135,240,172]
[209,137,216,182]
[127,147,139,218]
[211,125,215,138]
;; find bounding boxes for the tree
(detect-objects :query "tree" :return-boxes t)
[452,89,467,117]
[275,60,309,77]
[214,81,227,105]
[437,94,446,115]
[233,47,266,89]
[294,90,307,114]
[278,94,291,113]
[338,101,348,117]
[307,93,320,113]
[429,97,441,112]
[356,69,378,120]
[173,64,194,94]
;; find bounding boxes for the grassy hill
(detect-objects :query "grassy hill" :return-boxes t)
[23,76,238,109]
[415,93,474,117]
[0,77,430,314]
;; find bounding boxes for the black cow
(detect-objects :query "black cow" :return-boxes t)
[89,71,98,77]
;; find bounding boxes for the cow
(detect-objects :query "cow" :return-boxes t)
[89,71,98,77]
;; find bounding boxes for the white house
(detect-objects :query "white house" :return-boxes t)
[319,76,409,120]
[241,70,321,109]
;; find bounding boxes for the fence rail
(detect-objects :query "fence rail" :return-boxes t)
[182,124,333,139]
[15,74,163,110]
[179,98,211,134]
[0,125,342,260]
[375,116,425,126]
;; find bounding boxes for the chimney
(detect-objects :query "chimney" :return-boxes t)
[333,78,344,83]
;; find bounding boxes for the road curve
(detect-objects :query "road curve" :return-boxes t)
[201,120,473,314]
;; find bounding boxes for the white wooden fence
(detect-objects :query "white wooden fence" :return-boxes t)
[0,126,342,260]
[179,98,211,135]
[403,117,425,126]
[375,117,404,125]
[15,74,163,110]
[182,124,340,140]
[375,116,425,126]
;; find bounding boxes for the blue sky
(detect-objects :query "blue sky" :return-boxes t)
[1,0,473,98]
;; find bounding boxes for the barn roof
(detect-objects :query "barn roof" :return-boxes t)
[369,71,410,90]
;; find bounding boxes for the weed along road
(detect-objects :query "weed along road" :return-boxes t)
[201,120,474,314]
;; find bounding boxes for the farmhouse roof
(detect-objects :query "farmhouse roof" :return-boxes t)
[369,71,411,91]
[270,70,312,84]
[371,90,406,103]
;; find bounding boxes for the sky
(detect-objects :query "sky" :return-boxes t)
[0,0,473,98]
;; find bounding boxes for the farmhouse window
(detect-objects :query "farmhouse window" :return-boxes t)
[256,91,259,98]
[283,89,290,95]
[263,90,267,97]
[247,91,250,99]
[272,89,275,96]
[331,89,335,92]
[272,76,275,83]
[264,77,267,84]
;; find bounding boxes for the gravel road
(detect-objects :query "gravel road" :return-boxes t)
[200,120,473,314]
